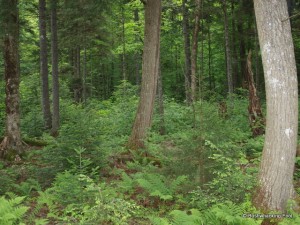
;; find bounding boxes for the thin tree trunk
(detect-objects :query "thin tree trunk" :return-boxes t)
[238,21,247,88]
[245,50,264,137]
[222,0,233,94]
[134,9,141,86]
[128,0,162,149]
[39,0,52,129]
[208,23,214,90]
[182,0,192,104]
[253,0,298,217]
[83,47,87,103]
[157,61,165,135]
[50,0,59,136]
[121,5,126,81]
[231,1,239,90]
[191,0,201,102]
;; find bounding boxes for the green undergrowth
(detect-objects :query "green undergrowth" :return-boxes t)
[1,84,299,224]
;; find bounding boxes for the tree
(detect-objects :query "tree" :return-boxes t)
[222,0,233,94]
[39,0,52,129]
[50,0,59,136]
[0,0,23,158]
[253,0,298,219]
[190,0,201,102]
[182,0,192,104]
[127,0,162,149]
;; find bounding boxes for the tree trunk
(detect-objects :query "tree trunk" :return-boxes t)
[245,50,264,137]
[157,61,165,135]
[237,20,247,88]
[0,0,23,158]
[127,0,162,150]
[253,0,298,216]
[134,8,141,86]
[182,0,192,104]
[231,1,239,90]
[50,0,59,136]
[39,0,52,129]
[121,4,126,81]
[190,0,201,102]
[222,0,233,94]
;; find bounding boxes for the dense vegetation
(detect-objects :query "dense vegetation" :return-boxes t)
[0,0,300,224]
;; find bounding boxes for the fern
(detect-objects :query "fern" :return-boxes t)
[0,196,28,225]
[170,209,203,225]
[153,202,261,225]
[136,173,172,200]
[149,216,170,225]
[170,175,187,193]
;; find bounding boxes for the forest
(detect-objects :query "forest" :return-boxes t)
[0,0,300,224]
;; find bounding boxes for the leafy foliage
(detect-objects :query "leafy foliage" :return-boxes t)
[0,195,28,225]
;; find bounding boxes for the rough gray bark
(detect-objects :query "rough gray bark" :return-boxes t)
[191,0,201,102]
[50,0,59,136]
[253,0,298,216]
[0,0,23,158]
[182,0,192,104]
[128,0,161,149]
[222,0,233,94]
[39,0,52,129]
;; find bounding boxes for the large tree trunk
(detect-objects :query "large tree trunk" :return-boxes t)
[50,0,60,136]
[127,0,162,150]
[39,0,52,129]
[182,0,192,104]
[222,0,233,94]
[253,0,298,217]
[190,0,201,102]
[0,0,23,158]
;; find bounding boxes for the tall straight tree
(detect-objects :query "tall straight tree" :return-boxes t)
[39,0,52,129]
[222,0,233,94]
[182,0,192,104]
[0,0,23,158]
[128,0,162,149]
[190,0,201,102]
[253,0,298,218]
[50,0,59,136]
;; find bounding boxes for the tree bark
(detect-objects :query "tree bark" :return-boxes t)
[222,0,233,94]
[253,0,298,215]
[190,0,201,102]
[39,0,52,129]
[182,0,192,104]
[50,0,59,136]
[0,0,23,158]
[127,0,162,150]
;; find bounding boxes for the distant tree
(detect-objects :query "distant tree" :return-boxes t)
[190,0,201,102]
[128,0,162,149]
[253,0,298,219]
[182,0,192,104]
[39,0,52,129]
[222,0,233,94]
[0,0,23,158]
[50,0,59,136]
